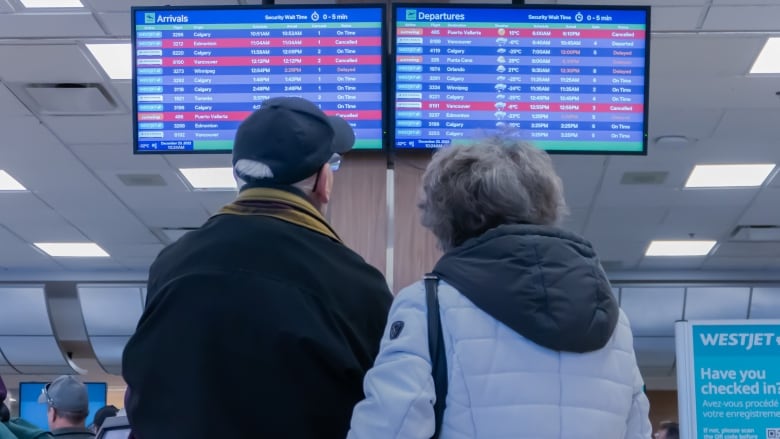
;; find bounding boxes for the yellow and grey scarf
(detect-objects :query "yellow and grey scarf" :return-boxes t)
[215,187,342,243]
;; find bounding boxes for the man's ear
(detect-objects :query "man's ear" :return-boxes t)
[312,163,332,205]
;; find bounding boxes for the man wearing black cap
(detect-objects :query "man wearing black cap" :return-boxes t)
[38,376,94,438]
[122,97,392,439]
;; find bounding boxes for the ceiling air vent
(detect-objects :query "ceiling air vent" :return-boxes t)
[730,225,780,242]
[117,173,167,187]
[23,82,118,115]
[620,171,668,185]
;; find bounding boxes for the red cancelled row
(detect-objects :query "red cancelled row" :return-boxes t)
[142,55,382,67]
[138,110,383,121]
[397,28,646,40]
[159,37,382,48]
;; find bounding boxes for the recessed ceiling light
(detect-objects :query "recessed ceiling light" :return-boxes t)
[34,242,110,258]
[645,240,716,257]
[0,170,26,191]
[750,38,780,74]
[86,43,132,80]
[179,168,237,190]
[685,164,775,188]
[20,0,83,7]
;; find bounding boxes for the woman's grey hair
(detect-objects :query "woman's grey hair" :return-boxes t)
[419,137,568,251]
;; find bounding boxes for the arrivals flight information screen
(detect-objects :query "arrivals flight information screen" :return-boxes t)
[393,5,650,154]
[132,6,385,153]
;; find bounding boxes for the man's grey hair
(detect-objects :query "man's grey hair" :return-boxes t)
[233,159,317,193]
[419,137,568,251]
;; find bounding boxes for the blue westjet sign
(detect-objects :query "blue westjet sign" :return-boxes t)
[676,321,780,439]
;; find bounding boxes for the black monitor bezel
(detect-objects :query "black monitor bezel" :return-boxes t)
[130,4,388,155]
[390,3,651,156]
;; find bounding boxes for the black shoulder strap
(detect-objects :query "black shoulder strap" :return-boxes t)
[424,273,447,439]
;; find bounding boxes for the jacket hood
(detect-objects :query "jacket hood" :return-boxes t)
[433,224,618,353]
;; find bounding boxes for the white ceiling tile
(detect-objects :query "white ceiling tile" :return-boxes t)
[585,207,665,240]
[0,0,12,12]
[0,195,91,244]
[0,227,63,270]
[587,238,645,270]
[738,188,780,225]
[0,13,105,38]
[42,115,131,145]
[100,243,162,259]
[675,188,759,208]
[703,6,780,31]
[750,287,780,319]
[96,12,129,36]
[639,257,705,270]
[684,287,751,320]
[0,45,105,83]
[70,144,169,171]
[651,7,703,32]
[648,108,722,142]
[621,287,684,336]
[712,110,780,143]
[657,206,741,237]
[633,337,676,369]
[701,257,776,270]
[133,207,209,228]
[551,156,606,209]
[650,36,765,79]
[53,257,125,271]
[714,242,780,258]
[0,84,30,116]
[113,81,131,109]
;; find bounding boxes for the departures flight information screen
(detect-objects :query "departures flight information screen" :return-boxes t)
[393,6,649,153]
[132,6,384,153]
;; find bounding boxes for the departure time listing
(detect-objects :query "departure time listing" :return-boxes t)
[394,7,648,152]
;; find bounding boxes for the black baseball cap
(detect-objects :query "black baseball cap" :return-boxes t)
[232,97,355,185]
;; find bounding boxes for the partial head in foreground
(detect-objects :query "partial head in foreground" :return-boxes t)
[419,138,567,251]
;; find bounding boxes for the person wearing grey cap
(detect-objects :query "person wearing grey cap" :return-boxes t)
[38,376,94,438]
[122,97,392,439]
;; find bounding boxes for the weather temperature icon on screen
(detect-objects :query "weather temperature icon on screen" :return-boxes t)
[496,65,506,73]
[497,28,506,36]
[496,37,507,46]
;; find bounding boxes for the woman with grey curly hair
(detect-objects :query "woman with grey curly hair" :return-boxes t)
[349,139,651,439]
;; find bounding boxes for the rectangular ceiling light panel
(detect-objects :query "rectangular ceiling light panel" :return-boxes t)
[86,43,132,80]
[685,164,775,188]
[750,38,780,74]
[646,240,717,257]
[179,167,237,190]
[34,242,110,257]
[20,0,83,7]
[0,170,26,191]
